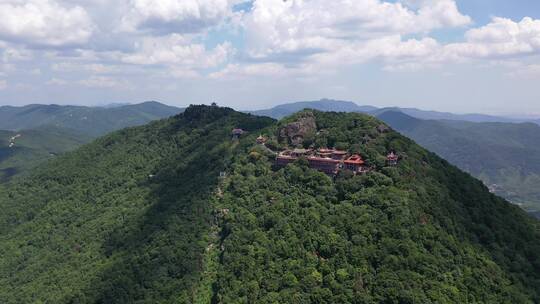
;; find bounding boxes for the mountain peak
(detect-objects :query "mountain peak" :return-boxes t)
[182,104,236,121]
[250,99,377,119]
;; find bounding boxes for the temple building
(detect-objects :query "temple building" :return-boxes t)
[317,148,333,158]
[307,156,341,175]
[344,154,367,173]
[275,149,311,167]
[276,153,296,167]
[387,151,399,166]
[276,148,368,176]
[331,150,347,160]
[291,148,312,157]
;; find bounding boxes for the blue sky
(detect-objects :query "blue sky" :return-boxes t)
[459,0,540,23]
[0,0,539,116]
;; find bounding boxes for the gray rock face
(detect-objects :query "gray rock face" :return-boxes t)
[377,124,390,133]
[279,112,317,146]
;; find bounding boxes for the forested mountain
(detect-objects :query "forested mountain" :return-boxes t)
[0,101,183,137]
[377,111,540,213]
[0,105,538,303]
[0,102,184,182]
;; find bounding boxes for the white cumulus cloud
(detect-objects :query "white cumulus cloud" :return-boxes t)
[444,17,540,59]
[121,34,233,69]
[121,0,238,34]
[242,0,471,59]
[0,0,94,47]
[2,0,540,90]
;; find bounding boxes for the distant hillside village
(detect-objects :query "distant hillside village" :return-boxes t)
[231,112,399,177]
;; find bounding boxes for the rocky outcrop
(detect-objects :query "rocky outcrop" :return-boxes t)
[376,124,390,133]
[279,112,317,146]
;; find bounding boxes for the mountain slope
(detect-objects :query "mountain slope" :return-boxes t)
[0,127,91,182]
[377,111,540,212]
[0,106,538,303]
[214,110,540,302]
[0,105,274,303]
[0,101,183,137]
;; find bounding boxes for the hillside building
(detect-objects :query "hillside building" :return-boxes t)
[387,151,399,166]
[276,148,369,176]
[344,154,367,173]
[307,156,341,175]
[276,153,296,167]
[331,150,347,160]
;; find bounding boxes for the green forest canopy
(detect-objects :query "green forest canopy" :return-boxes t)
[0,105,538,303]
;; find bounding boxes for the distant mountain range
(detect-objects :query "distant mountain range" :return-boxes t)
[371,107,538,124]
[0,102,184,181]
[377,111,540,213]
[251,99,540,125]
[0,101,183,137]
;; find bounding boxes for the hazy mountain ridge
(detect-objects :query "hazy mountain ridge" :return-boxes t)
[250,99,378,119]
[377,111,540,212]
[0,102,184,182]
[0,105,538,303]
[371,107,532,124]
[252,99,540,125]
[0,101,184,137]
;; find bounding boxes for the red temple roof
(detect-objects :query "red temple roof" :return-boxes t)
[344,154,365,165]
